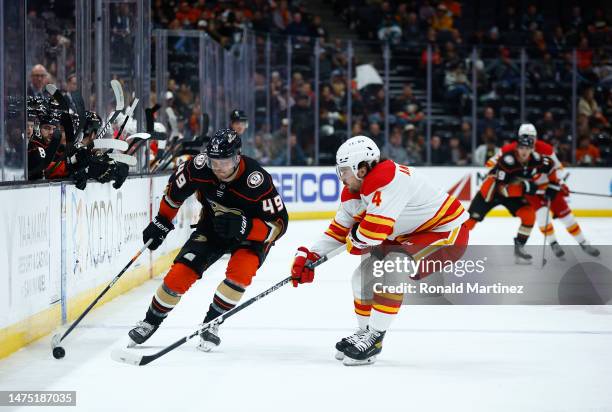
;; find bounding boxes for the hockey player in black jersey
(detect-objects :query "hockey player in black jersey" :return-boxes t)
[128,128,288,351]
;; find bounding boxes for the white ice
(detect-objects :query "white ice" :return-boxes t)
[1,217,612,412]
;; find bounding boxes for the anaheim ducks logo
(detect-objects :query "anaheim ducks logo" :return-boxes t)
[194,153,207,169]
[207,200,243,216]
[247,171,264,188]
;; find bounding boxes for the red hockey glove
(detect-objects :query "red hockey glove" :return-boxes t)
[291,247,320,287]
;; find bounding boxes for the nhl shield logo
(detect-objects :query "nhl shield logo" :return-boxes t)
[247,171,264,188]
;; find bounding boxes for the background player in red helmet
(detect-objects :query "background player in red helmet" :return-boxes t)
[486,123,599,258]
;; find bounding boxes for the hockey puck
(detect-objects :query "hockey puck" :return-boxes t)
[52,346,66,359]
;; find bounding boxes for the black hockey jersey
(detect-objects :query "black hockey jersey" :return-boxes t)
[158,154,288,244]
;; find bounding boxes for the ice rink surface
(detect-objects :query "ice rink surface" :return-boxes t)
[1,217,612,412]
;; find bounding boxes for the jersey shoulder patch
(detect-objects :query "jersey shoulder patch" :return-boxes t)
[193,153,207,169]
[341,186,361,202]
[232,156,275,200]
[361,160,396,196]
[502,154,515,166]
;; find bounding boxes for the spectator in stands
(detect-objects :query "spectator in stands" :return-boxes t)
[482,27,501,59]
[404,124,424,164]
[478,107,501,137]
[521,4,543,32]
[473,134,499,165]
[401,12,422,47]
[431,4,453,32]
[271,0,291,32]
[576,36,593,71]
[382,127,410,164]
[527,30,547,59]
[64,73,78,112]
[291,93,315,151]
[378,15,402,45]
[537,111,556,141]
[498,5,519,32]
[567,6,585,37]
[28,64,50,97]
[421,43,442,69]
[430,135,450,164]
[393,84,424,125]
[486,47,520,88]
[286,12,310,37]
[576,135,602,166]
[419,1,435,24]
[271,132,307,165]
[579,86,609,132]
[311,15,328,40]
[449,136,468,165]
[550,26,567,57]
[529,52,557,83]
[175,1,200,25]
[253,133,272,165]
[460,121,473,148]
[367,122,385,148]
[365,87,386,125]
[444,61,471,107]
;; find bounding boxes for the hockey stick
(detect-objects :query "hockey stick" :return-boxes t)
[95,80,125,139]
[51,239,152,358]
[111,244,346,366]
[569,190,612,198]
[115,97,139,140]
[540,200,551,268]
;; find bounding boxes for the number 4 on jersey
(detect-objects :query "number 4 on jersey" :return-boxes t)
[372,191,382,206]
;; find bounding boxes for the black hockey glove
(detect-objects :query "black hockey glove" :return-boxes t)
[143,215,174,250]
[112,162,129,189]
[545,184,561,200]
[521,180,538,195]
[213,212,252,241]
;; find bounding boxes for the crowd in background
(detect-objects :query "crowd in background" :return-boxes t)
[19,0,612,171]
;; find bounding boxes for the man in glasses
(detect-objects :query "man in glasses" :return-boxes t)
[129,128,288,351]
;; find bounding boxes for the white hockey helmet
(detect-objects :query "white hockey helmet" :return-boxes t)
[518,123,537,138]
[336,135,380,180]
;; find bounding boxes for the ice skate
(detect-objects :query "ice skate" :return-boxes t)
[580,241,600,257]
[514,238,532,264]
[550,241,565,259]
[334,328,367,360]
[342,328,386,366]
[128,320,159,347]
[197,324,221,352]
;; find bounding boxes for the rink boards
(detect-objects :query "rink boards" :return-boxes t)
[272,166,612,219]
[0,166,611,358]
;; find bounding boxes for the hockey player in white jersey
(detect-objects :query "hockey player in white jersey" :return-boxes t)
[291,136,470,365]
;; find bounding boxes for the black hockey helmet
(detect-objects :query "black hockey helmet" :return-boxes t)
[206,128,242,159]
[38,109,61,126]
[83,111,102,135]
[517,134,535,148]
[230,109,248,123]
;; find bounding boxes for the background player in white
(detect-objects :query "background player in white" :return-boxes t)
[290,136,469,365]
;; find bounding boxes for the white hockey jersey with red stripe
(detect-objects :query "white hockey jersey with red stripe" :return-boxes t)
[311,160,468,256]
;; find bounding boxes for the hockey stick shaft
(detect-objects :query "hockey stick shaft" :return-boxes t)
[570,190,612,198]
[113,245,345,366]
[541,200,551,267]
[54,239,152,346]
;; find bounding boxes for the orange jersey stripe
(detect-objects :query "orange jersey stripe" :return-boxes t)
[414,195,456,233]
